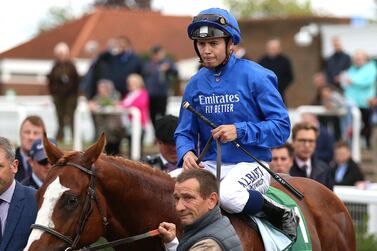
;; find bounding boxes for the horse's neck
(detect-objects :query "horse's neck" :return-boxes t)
[96,159,179,233]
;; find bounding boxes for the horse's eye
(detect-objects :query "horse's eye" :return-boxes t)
[65,195,79,209]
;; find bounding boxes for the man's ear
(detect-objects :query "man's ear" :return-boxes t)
[11,159,19,174]
[208,192,219,209]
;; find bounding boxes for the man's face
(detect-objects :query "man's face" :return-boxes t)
[197,38,231,68]
[174,178,216,226]
[334,146,351,165]
[266,40,281,57]
[29,158,52,182]
[20,121,44,153]
[157,140,177,164]
[270,148,293,174]
[292,129,317,161]
[0,149,18,194]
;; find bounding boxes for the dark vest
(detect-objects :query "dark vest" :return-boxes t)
[177,206,243,251]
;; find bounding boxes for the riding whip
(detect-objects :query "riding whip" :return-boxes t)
[182,101,304,200]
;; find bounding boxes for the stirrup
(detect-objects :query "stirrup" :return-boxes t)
[261,195,300,241]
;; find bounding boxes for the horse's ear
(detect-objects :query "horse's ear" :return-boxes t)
[43,133,63,164]
[83,133,106,166]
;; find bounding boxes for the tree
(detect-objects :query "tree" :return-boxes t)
[93,0,151,9]
[37,6,76,33]
[224,0,314,18]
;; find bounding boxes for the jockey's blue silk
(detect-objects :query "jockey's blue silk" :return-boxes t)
[175,54,291,166]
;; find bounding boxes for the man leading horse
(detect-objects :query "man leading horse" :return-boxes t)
[174,7,299,241]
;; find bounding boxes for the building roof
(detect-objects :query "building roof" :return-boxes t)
[0,7,195,61]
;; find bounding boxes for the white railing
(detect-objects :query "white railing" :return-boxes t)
[0,95,57,144]
[73,96,142,160]
[334,185,377,235]
[290,105,361,163]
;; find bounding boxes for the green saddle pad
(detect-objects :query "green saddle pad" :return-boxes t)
[265,186,312,251]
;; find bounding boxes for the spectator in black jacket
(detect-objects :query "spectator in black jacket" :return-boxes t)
[145,115,178,172]
[143,45,178,129]
[331,141,365,186]
[325,36,351,90]
[258,38,294,104]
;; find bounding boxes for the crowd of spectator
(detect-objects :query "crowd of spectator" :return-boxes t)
[3,12,377,251]
[46,35,179,157]
[265,35,376,188]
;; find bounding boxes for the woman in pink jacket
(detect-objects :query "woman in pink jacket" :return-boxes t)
[120,73,150,158]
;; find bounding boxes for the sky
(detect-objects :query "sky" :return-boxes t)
[0,0,375,53]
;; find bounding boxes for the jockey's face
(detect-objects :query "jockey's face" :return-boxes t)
[174,178,217,226]
[197,37,233,68]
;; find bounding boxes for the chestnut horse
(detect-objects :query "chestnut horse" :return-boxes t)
[25,134,355,251]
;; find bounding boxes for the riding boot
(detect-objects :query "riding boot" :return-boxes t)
[259,195,299,241]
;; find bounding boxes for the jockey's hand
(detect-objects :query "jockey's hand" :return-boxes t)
[212,124,237,143]
[158,222,176,243]
[183,151,203,170]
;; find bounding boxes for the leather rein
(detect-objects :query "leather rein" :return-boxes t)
[30,161,158,251]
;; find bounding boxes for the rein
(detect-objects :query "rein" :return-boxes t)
[30,161,158,251]
[196,137,222,198]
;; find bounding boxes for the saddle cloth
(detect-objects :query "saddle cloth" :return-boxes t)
[251,186,313,251]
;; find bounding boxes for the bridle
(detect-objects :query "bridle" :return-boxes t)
[31,161,109,251]
[30,161,160,251]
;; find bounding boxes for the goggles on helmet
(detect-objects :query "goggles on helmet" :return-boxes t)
[192,14,238,31]
[191,26,229,40]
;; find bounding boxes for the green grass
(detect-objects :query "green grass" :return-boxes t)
[355,218,377,251]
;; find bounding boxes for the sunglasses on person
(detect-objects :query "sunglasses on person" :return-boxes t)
[192,14,237,30]
[37,158,50,166]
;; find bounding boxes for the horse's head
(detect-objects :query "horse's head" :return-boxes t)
[25,133,108,251]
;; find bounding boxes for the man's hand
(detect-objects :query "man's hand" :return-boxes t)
[158,222,176,243]
[183,151,203,170]
[211,124,237,143]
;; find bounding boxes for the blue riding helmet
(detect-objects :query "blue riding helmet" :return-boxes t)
[187,8,241,45]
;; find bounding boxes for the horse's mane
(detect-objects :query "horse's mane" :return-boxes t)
[101,154,174,181]
[59,151,175,187]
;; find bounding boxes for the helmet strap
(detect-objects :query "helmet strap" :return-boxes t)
[193,40,203,65]
[214,37,232,71]
[221,37,232,66]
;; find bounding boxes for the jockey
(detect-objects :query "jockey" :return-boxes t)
[174,8,299,240]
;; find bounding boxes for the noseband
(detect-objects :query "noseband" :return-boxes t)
[31,162,109,251]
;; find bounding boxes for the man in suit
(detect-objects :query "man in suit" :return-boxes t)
[145,115,178,172]
[0,137,37,251]
[21,138,55,189]
[15,115,45,182]
[331,141,365,186]
[290,122,334,190]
